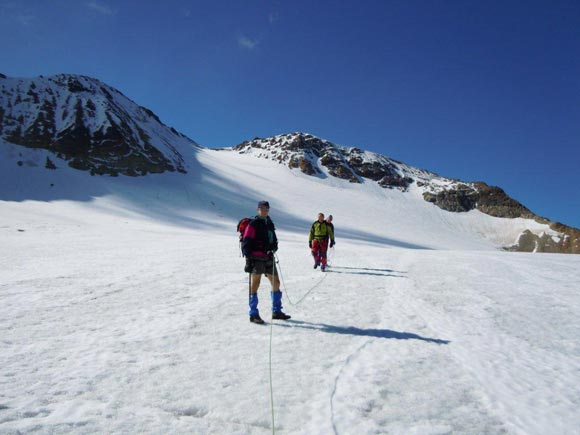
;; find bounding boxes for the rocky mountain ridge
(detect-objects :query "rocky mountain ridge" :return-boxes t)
[0,73,197,176]
[234,132,425,189]
[233,133,580,253]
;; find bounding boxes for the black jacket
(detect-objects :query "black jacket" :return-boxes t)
[241,216,278,258]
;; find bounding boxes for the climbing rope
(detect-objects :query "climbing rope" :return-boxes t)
[268,255,278,435]
[275,246,335,307]
[266,246,335,434]
[268,318,275,435]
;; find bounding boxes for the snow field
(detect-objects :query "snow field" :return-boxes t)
[2,208,579,434]
[1,144,580,434]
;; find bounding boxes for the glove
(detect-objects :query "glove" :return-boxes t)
[330,240,335,248]
[308,241,312,248]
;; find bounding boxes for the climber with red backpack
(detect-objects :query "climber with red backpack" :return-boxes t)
[238,200,291,324]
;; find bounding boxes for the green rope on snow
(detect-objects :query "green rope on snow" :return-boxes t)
[274,247,334,307]
[269,255,277,435]
[266,247,335,434]
[269,319,275,435]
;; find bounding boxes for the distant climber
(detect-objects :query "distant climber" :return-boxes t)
[309,212,335,272]
[325,214,335,266]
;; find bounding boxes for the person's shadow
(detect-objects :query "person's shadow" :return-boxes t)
[326,266,408,278]
[277,320,450,345]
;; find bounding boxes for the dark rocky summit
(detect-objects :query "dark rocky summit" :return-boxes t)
[0,74,196,176]
[233,133,414,189]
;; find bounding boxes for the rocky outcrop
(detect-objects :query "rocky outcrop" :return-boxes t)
[507,230,559,253]
[472,183,537,219]
[507,228,580,254]
[346,148,413,189]
[0,74,196,176]
[423,185,479,212]
[234,133,360,182]
[422,181,580,254]
[289,155,319,175]
[547,223,580,254]
[320,152,359,183]
[422,182,537,217]
[233,132,416,189]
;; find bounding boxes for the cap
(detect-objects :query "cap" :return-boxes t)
[257,200,270,209]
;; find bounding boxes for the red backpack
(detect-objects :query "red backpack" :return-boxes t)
[237,217,252,242]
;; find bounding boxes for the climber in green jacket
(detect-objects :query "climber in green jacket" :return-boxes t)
[309,212,335,272]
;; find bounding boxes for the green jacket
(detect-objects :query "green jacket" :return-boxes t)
[309,221,334,242]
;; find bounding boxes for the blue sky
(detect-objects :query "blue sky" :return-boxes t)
[2,0,579,227]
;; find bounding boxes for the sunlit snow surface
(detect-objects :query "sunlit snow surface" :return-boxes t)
[1,144,579,434]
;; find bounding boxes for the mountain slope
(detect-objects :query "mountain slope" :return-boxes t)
[0,73,198,176]
[233,132,580,253]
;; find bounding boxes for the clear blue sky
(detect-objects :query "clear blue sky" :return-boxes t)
[2,0,579,228]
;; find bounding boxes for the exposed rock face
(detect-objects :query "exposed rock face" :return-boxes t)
[0,74,197,176]
[346,148,414,188]
[420,180,580,253]
[423,185,479,212]
[421,181,580,254]
[233,132,415,190]
[473,183,537,219]
[234,133,358,181]
[289,155,318,175]
[507,228,580,254]
[516,230,559,253]
[422,182,537,217]
[546,224,580,254]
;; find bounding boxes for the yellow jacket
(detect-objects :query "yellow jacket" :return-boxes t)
[309,221,334,241]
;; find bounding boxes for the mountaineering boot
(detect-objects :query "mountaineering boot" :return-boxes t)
[250,315,265,324]
[321,264,326,272]
[271,290,291,320]
[314,261,320,269]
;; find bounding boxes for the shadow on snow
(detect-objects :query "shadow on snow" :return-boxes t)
[0,145,433,249]
[326,265,408,277]
[278,320,450,345]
